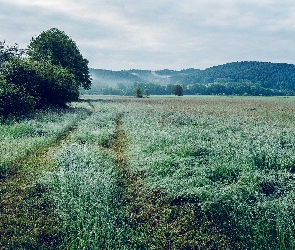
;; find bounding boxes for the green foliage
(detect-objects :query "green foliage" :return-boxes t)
[0,41,25,66]
[0,75,36,116]
[173,84,183,96]
[0,44,38,117]
[87,80,284,96]
[170,61,295,92]
[36,61,79,106]
[28,28,91,90]
[1,58,79,109]
[0,29,90,117]
[134,86,143,98]
[87,61,295,96]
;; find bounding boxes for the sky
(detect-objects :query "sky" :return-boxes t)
[1,0,295,70]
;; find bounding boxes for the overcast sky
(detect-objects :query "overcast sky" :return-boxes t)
[1,0,295,70]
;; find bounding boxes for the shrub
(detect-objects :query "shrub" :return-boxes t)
[173,84,183,96]
[135,86,143,98]
[1,58,79,110]
[0,75,36,116]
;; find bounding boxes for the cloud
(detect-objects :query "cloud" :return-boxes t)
[1,0,295,69]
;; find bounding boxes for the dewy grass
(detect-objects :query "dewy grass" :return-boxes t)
[4,96,295,249]
[38,102,131,249]
[0,104,91,249]
[0,106,90,178]
[40,144,127,249]
[120,97,295,249]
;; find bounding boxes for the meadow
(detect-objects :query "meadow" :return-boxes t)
[1,95,295,249]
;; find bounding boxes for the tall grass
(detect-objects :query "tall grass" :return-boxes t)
[6,96,295,249]
[0,102,92,249]
[0,104,91,178]
[120,97,295,249]
[40,144,128,249]
[38,101,131,249]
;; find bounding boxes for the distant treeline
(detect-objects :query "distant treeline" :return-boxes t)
[169,61,295,90]
[84,61,295,96]
[81,81,287,96]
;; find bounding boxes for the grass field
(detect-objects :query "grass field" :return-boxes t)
[1,95,295,249]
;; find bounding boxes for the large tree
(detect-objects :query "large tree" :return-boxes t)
[0,41,25,66]
[28,28,91,90]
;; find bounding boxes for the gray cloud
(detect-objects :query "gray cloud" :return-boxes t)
[1,0,295,70]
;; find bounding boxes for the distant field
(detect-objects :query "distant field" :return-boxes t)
[1,95,295,249]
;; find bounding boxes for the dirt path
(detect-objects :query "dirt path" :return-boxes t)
[0,112,91,249]
[110,112,231,249]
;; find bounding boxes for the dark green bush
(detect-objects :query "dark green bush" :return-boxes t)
[0,29,91,117]
[1,58,79,112]
[0,75,36,116]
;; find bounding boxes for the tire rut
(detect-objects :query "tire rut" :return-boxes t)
[109,113,232,249]
[0,108,93,249]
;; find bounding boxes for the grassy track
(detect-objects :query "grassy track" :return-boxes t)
[0,147,61,249]
[0,103,92,249]
[38,101,130,249]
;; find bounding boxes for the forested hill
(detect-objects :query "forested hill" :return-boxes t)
[176,61,295,89]
[87,61,295,95]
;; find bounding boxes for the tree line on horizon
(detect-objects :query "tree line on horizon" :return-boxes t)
[85,61,295,96]
[82,80,289,97]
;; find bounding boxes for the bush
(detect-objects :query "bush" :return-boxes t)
[135,86,143,98]
[33,60,79,106]
[1,58,79,110]
[173,85,183,96]
[0,75,36,116]
[0,29,91,117]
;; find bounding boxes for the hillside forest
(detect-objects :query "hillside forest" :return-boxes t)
[83,61,295,96]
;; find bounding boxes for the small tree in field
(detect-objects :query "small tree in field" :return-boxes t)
[173,84,183,96]
[143,89,150,97]
[135,86,143,98]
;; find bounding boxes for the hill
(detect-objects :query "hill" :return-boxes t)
[172,61,295,89]
[85,61,295,95]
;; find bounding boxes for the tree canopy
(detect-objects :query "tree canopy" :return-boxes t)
[0,41,25,66]
[0,28,91,116]
[134,86,143,98]
[0,73,36,116]
[173,85,183,96]
[28,28,91,90]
